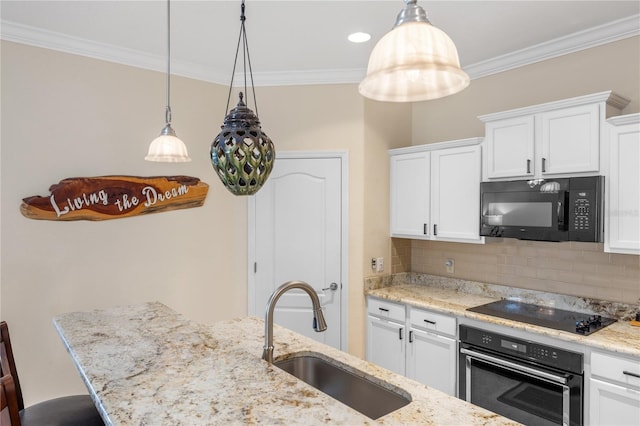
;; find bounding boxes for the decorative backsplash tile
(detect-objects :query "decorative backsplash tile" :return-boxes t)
[390,238,639,306]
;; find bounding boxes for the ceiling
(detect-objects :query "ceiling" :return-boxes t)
[1,1,639,86]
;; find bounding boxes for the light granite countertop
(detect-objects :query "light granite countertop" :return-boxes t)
[365,274,640,358]
[54,302,518,426]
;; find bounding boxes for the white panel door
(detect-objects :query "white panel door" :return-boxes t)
[251,155,343,349]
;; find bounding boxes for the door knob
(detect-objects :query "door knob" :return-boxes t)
[322,282,338,291]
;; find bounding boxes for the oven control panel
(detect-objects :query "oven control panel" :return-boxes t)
[460,325,583,374]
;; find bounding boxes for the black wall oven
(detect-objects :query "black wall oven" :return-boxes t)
[459,326,583,426]
[480,176,603,242]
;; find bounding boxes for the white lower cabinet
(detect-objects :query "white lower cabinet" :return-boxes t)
[366,297,457,396]
[366,315,405,376]
[588,350,640,426]
[406,327,457,395]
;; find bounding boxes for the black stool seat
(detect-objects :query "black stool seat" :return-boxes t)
[20,395,104,426]
[1,321,104,426]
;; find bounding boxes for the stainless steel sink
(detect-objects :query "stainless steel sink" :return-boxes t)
[274,354,411,420]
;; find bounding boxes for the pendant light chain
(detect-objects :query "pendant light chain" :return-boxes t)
[165,0,172,126]
[224,0,259,118]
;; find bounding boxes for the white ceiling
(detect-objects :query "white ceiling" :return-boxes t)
[1,1,639,86]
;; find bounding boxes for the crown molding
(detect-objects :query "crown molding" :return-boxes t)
[1,14,638,86]
[465,14,640,79]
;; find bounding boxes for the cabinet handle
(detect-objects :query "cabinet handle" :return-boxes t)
[623,370,640,379]
[423,223,428,235]
[378,307,389,312]
[424,319,437,325]
[542,157,547,173]
[409,330,414,343]
[399,328,403,340]
[433,224,438,236]
[526,159,531,174]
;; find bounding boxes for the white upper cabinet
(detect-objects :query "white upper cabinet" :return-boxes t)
[605,113,640,255]
[485,115,535,178]
[480,91,629,180]
[431,145,482,241]
[539,103,600,174]
[389,138,483,243]
[389,151,430,238]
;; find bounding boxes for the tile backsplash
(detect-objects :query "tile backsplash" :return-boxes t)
[391,238,639,304]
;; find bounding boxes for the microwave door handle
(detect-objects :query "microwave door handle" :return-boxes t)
[558,199,566,228]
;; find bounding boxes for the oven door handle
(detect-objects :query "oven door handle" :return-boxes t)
[460,347,570,385]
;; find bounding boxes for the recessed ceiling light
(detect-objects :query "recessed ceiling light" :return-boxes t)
[348,32,371,43]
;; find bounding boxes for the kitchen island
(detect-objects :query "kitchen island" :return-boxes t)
[54,302,517,425]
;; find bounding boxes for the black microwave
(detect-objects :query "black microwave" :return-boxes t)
[480,176,603,242]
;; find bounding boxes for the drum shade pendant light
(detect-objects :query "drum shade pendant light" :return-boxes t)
[359,0,469,102]
[146,0,191,162]
[211,0,275,196]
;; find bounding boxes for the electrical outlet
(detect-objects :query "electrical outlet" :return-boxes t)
[376,257,384,273]
[445,259,455,274]
[371,258,377,270]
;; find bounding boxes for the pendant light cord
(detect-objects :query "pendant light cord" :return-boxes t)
[225,0,259,118]
[165,0,172,126]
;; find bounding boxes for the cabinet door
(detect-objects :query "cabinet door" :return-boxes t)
[390,151,430,238]
[366,315,405,375]
[431,145,482,242]
[606,118,640,254]
[589,378,640,426]
[485,116,534,179]
[540,104,600,174]
[406,328,457,396]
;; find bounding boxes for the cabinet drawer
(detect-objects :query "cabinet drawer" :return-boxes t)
[592,351,640,387]
[367,298,405,323]
[409,307,456,337]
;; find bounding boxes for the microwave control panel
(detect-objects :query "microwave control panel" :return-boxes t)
[568,176,603,242]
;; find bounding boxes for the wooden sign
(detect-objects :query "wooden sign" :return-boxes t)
[21,175,209,221]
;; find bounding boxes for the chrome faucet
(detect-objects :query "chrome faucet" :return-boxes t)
[262,280,328,363]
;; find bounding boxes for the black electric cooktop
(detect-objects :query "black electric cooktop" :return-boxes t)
[467,299,616,335]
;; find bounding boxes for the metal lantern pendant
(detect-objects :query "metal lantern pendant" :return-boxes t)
[211,0,275,196]
[211,92,274,195]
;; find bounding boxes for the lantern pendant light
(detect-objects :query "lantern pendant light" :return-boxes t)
[359,0,470,103]
[211,0,275,196]
[146,0,191,162]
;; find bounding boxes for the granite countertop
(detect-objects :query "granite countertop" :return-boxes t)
[365,274,640,358]
[54,302,518,426]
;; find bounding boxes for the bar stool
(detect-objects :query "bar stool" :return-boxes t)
[0,321,104,426]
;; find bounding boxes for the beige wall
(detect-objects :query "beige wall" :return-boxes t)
[408,36,640,303]
[1,41,246,404]
[0,41,405,404]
